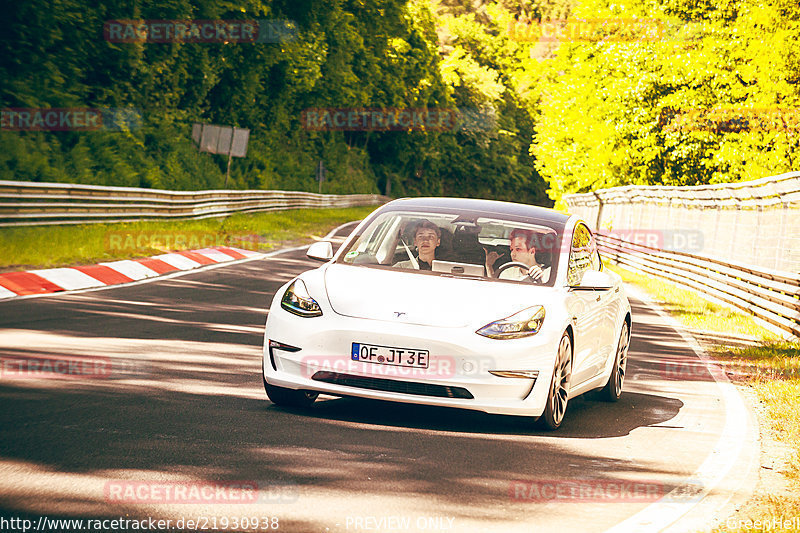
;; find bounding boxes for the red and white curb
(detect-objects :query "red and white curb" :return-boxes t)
[0,247,262,300]
[0,220,360,301]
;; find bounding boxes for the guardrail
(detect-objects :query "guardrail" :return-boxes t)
[0,180,389,227]
[597,232,800,339]
[564,171,800,273]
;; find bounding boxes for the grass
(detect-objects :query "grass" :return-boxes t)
[0,205,379,271]
[606,263,800,532]
[606,263,779,339]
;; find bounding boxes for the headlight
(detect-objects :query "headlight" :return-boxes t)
[281,279,323,317]
[476,306,545,339]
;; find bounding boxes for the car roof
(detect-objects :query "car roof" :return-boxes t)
[383,197,572,229]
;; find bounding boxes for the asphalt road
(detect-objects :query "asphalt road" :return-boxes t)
[0,233,757,533]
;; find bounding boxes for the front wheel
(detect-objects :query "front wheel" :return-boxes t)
[599,322,629,402]
[537,333,572,431]
[262,363,318,408]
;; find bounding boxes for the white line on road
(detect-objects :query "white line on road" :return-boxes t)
[603,284,759,533]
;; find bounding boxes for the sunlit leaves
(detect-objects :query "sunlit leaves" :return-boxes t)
[533,0,800,201]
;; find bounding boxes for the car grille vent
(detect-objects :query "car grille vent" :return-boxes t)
[311,371,474,400]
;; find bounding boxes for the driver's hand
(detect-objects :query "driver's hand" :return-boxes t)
[483,248,501,277]
[527,264,544,281]
[484,248,501,265]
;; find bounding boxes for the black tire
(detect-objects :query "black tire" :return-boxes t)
[262,364,318,408]
[599,322,629,402]
[537,333,572,431]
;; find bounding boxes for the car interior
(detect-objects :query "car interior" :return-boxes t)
[389,219,543,277]
[352,213,554,280]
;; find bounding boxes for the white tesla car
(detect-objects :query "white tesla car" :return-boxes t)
[262,198,631,430]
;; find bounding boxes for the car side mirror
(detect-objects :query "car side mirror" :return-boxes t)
[574,270,613,290]
[307,241,334,261]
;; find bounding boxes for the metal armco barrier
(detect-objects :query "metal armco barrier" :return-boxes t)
[564,171,800,273]
[564,172,800,339]
[0,180,389,227]
[597,233,800,338]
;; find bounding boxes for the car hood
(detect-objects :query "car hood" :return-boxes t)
[323,264,555,328]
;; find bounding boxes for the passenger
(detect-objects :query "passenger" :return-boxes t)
[393,220,441,271]
[485,228,550,282]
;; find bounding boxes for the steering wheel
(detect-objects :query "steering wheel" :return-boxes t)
[495,261,543,282]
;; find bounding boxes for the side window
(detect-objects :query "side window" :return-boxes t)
[567,223,600,286]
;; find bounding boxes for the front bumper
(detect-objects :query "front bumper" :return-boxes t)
[262,305,563,417]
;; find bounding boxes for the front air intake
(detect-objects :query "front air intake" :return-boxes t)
[311,371,474,399]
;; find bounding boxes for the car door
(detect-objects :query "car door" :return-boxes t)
[565,223,607,386]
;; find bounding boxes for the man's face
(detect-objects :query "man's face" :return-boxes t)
[509,236,536,266]
[415,228,440,256]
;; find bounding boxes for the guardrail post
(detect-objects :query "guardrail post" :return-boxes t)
[592,191,604,229]
[666,199,673,237]
[712,205,721,260]
[728,205,740,260]
[752,205,761,262]
[777,202,788,270]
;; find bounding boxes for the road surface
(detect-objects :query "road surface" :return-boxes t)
[0,230,757,533]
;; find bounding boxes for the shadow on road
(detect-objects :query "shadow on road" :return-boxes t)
[0,252,710,531]
[273,390,682,439]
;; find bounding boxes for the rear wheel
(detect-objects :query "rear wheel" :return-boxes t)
[599,322,629,402]
[537,333,572,431]
[262,362,318,408]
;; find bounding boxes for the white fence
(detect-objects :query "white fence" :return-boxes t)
[564,172,800,339]
[0,180,388,227]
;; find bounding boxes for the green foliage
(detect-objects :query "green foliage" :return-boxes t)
[532,0,800,201]
[426,0,550,204]
[5,0,794,205]
[0,0,550,205]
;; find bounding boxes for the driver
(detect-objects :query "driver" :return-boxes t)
[486,228,550,282]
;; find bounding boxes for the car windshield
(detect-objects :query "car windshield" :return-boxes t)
[337,207,563,286]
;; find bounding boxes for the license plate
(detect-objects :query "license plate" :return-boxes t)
[351,342,429,369]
